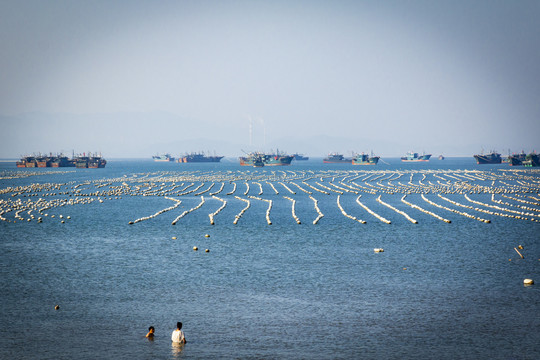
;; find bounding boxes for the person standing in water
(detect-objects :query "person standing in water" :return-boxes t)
[171,322,186,344]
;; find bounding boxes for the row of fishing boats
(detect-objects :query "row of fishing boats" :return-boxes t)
[16,153,106,168]
[152,153,224,163]
[152,150,539,167]
[152,150,427,167]
[323,151,432,164]
[15,150,538,169]
[473,151,539,167]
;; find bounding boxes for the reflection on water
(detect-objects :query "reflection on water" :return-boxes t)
[172,342,185,357]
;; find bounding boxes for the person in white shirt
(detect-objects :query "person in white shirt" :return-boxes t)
[171,322,187,344]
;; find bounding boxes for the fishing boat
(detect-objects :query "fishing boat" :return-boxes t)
[323,153,352,164]
[352,152,379,165]
[50,155,74,168]
[152,154,175,162]
[36,156,52,168]
[239,152,266,167]
[292,153,309,161]
[16,156,35,167]
[74,153,107,168]
[239,151,292,166]
[401,151,431,162]
[16,153,99,168]
[473,151,501,164]
[523,152,539,167]
[508,151,527,166]
[88,156,107,168]
[265,151,294,166]
[178,152,223,163]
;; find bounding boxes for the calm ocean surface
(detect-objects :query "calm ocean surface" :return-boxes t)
[1,157,539,359]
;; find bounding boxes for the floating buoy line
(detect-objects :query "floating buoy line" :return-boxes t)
[337,195,366,224]
[356,195,391,224]
[171,196,205,225]
[377,195,417,223]
[226,182,237,195]
[209,182,224,196]
[266,181,279,194]
[421,194,490,223]
[303,182,330,195]
[233,196,250,224]
[1,168,538,226]
[309,195,325,224]
[401,195,451,223]
[129,196,182,224]
[248,195,273,225]
[290,182,311,194]
[254,182,263,195]
[279,182,296,195]
[208,196,227,225]
[284,196,301,224]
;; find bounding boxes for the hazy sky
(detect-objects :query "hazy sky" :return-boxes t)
[1,0,539,157]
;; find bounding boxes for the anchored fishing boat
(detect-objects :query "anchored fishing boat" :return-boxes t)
[352,152,379,165]
[17,153,77,168]
[473,151,501,164]
[508,151,527,166]
[240,151,292,167]
[239,152,266,167]
[292,153,309,161]
[323,153,352,164]
[178,152,223,163]
[401,151,431,162]
[74,153,107,168]
[152,154,175,162]
[523,152,539,167]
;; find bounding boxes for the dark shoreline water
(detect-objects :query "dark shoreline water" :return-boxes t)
[1,159,539,359]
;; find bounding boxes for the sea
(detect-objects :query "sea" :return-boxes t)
[1,157,539,360]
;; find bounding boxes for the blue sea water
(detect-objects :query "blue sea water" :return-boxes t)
[1,158,539,359]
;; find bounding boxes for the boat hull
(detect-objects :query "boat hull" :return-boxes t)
[179,156,223,163]
[265,155,293,166]
[523,153,539,167]
[292,154,309,161]
[401,153,431,162]
[17,155,77,168]
[239,157,265,167]
[352,156,379,165]
[323,153,352,163]
[240,153,292,166]
[323,159,352,164]
[473,153,501,164]
[153,154,175,162]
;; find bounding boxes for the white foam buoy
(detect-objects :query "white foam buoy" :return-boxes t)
[374,248,384,253]
[524,279,534,285]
